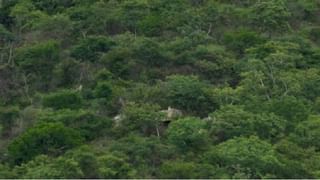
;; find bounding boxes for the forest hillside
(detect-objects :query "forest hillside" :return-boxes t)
[1,0,320,178]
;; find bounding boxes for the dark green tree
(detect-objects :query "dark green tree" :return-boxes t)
[71,36,115,62]
[163,75,216,116]
[0,106,19,137]
[42,90,83,110]
[8,122,83,165]
[203,136,283,178]
[166,117,209,151]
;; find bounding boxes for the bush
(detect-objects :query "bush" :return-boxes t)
[0,24,14,43]
[209,105,255,142]
[224,29,265,56]
[133,38,166,66]
[250,0,291,35]
[118,103,164,136]
[38,109,113,140]
[309,26,320,44]
[209,105,286,142]
[203,136,283,178]
[15,40,59,74]
[291,115,320,150]
[160,161,200,178]
[159,160,219,179]
[8,122,84,165]
[71,36,115,62]
[0,164,15,178]
[98,154,136,179]
[167,117,209,151]
[94,82,113,100]
[0,106,19,137]
[14,155,84,179]
[109,135,175,175]
[42,90,83,110]
[163,75,216,116]
[267,96,310,129]
[31,0,74,14]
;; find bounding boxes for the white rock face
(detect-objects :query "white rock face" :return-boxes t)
[113,114,125,127]
[160,106,183,122]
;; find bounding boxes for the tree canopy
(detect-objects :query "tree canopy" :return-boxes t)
[1,0,320,178]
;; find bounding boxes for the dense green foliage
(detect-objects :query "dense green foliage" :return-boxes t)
[1,0,320,178]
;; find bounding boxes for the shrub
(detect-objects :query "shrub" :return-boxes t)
[8,122,84,165]
[42,90,83,110]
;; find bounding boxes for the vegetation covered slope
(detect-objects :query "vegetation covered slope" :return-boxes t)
[1,0,320,178]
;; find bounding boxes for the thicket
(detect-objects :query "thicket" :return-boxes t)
[1,0,320,178]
